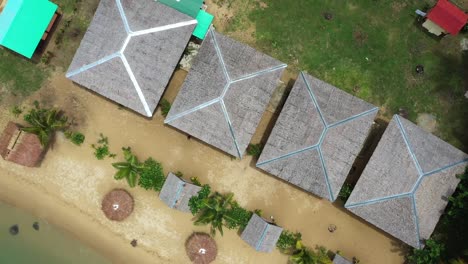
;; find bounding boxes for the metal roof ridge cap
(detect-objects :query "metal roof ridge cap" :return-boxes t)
[327,107,379,129]
[210,29,231,82]
[164,98,221,124]
[220,99,242,158]
[120,54,152,116]
[345,192,412,208]
[256,144,319,166]
[66,53,120,78]
[301,72,328,127]
[229,64,287,84]
[116,0,132,33]
[395,115,424,176]
[129,19,198,37]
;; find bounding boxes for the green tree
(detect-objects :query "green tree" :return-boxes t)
[112,147,143,187]
[22,104,68,146]
[138,158,166,191]
[407,239,445,264]
[193,192,234,236]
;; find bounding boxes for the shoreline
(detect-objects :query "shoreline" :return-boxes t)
[0,169,163,264]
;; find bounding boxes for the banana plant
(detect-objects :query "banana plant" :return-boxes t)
[112,147,143,187]
[290,241,331,264]
[21,106,68,147]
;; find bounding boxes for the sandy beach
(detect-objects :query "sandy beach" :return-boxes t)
[0,68,407,263]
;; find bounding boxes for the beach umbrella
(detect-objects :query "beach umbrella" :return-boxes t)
[185,232,217,264]
[101,189,134,221]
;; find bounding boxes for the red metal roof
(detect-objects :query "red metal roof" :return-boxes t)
[427,0,468,35]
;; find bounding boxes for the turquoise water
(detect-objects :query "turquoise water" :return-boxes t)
[0,202,110,264]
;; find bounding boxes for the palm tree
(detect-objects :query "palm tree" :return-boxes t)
[21,107,68,147]
[193,192,234,236]
[112,147,143,187]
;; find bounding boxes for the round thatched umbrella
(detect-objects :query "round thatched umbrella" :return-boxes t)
[185,232,217,264]
[101,189,134,221]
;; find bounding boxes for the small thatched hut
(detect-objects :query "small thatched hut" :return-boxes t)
[159,173,201,213]
[240,214,283,253]
[101,189,134,221]
[0,122,45,167]
[185,232,217,264]
[333,254,353,264]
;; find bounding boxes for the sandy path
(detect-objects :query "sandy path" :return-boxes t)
[0,71,405,263]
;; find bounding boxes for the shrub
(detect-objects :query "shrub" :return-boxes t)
[10,105,22,117]
[338,183,353,202]
[406,239,445,264]
[190,176,202,186]
[175,171,184,178]
[224,202,253,230]
[112,147,143,187]
[138,158,166,191]
[159,99,171,117]
[65,131,85,146]
[91,133,116,160]
[277,230,302,253]
[246,143,263,158]
[188,184,211,215]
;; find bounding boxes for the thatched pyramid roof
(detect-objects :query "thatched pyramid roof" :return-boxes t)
[185,232,217,264]
[101,189,134,221]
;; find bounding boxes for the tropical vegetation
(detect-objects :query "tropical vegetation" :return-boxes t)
[112,147,143,188]
[138,158,166,191]
[22,102,69,146]
[289,241,332,264]
[64,131,85,146]
[91,133,116,160]
[277,230,302,254]
[337,183,353,203]
[246,143,263,158]
[159,99,171,118]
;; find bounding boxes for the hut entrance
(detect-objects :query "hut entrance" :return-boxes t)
[7,129,22,154]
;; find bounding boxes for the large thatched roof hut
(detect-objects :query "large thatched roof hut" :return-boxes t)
[159,173,201,212]
[185,232,217,264]
[66,0,197,117]
[101,189,134,221]
[165,28,286,158]
[0,122,45,167]
[345,115,468,248]
[257,72,378,201]
[240,214,282,253]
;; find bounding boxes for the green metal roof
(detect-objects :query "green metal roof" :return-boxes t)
[157,0,203,18]
[193,10,213,39]
[0,0,57,58]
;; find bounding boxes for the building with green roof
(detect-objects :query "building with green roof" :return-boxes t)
[157,0,213,39]
[0,0,57,58]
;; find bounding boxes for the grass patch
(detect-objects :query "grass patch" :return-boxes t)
[222,0,467,151]
[0,50,48,96]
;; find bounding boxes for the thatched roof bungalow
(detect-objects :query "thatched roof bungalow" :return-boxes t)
[257,72,378,201]
[0,122,45,167]
[66,0,197,117]
[240,214,282,253]
[165,29,286,158]
[159,173,201,212]
[345,115,468,248]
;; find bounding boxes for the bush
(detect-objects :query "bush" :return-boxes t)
[224,202,253,230]
[138,158,166,191]
[246,143,263,158]
[188,185,211,215]
[91,133,116,160]
[159,99,171,117]
[65,131,85,146]
[190,176,202,186]
[338,183,353,202]
[406,239,445,264]
[277,230,302,253]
